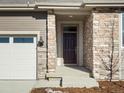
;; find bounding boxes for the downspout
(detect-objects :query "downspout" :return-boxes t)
[34,0,49,75]
[46,11,49,74]
[80,1,85,8]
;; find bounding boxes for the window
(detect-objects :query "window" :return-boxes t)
[63,26,77,33]
[0,37,9,43]
[14,37,33,43]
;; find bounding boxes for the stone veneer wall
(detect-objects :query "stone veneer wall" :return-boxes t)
[83,15,93,71]
[37,13,57,79]
[37,47,47,79]
[121,49,124,79]
[93,13,119,79]
[47,13,57,72]
[37,12,57,79]
[119,14,124,80]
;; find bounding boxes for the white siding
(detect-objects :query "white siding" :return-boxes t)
[0,12,47,47]
[0,16,46,31]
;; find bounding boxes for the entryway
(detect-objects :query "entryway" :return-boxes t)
[63,25,77,64]
[57,21,83,66]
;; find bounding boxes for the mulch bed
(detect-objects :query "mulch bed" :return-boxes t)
[31,81,124,93]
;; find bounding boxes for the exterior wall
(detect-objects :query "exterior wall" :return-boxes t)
[121,48,124,79]
[37,47,47,79]
[93,13,119,79]
[0,12,47,79]
[83,15,93,71]
[0,12,47,47]
[47,13,57,72]
[120,14,124,80]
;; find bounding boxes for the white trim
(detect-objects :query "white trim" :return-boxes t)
[119,13,122,80]
[57,21,83,66]
[0,31,41,41]
[119,14,122,80]
[0,4,35,7]
[85,4,124,7]
[10,36,13,44]
[120,14,124,49]
[121,13,122,48]
[38,6,80,10]
[0,8,34,11]
[1,4,124,11]
[54,10,90,15]
[36,3,81,6]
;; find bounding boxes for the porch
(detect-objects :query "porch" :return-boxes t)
[47,13,94,80]
[46,65,98,87]
[45,13,99,87]
[46,65,90,78]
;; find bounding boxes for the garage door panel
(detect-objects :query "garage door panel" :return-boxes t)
[0,36,36,79]
[0,45,12,65]
[0,65,14,79]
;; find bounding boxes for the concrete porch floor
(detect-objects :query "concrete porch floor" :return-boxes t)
[46,65,99,87]
[47,65,91,78]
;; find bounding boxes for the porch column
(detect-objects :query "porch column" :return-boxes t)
[47,13,57,72]
[93,13,119,80]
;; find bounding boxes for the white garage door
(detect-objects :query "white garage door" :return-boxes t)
[0,36,36,79]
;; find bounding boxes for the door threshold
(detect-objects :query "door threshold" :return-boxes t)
[64,64,77,66]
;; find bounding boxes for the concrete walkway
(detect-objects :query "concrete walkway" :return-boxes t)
[46,66,99,88]
[0,80,60,93]
[0,66,99,93]
[0,79,99,93]
[0,80,35,93]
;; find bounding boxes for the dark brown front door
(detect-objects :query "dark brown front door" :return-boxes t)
[63,25,77,64]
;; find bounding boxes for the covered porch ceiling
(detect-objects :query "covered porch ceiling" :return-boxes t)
[56,15,86,21]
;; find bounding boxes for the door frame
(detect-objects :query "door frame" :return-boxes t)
[57,21,83,66]
[62,24,78,64]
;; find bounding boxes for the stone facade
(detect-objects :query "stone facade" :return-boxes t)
[37,11,120,80]
[120,14,124,80]
[83,15,93,71]
[37,12,47,79]
[92,13,119,80]
[47,13,57,72]
[84,12,120,80]
[37,47,47,79]
[34,12,57,79]
[121,50,124,79]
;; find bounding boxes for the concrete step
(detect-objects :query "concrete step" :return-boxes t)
[45,66,98,88]
[46,73,98,88]
[46,66,90,79]
[46,72,62,78]
[33,80,61,88]
[62,77,99,88]
[44,76,99,88]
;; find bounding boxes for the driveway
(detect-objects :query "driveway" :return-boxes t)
[0,80,36,93]
[0,78,98,93]
[0,80,60,93]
